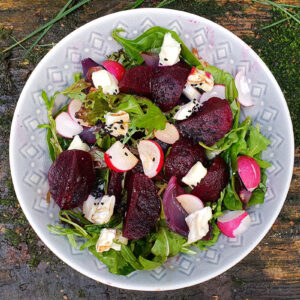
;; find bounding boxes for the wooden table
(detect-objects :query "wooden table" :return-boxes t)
[0,1,299,299]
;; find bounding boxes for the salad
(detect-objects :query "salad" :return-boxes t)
[40,26,271,275]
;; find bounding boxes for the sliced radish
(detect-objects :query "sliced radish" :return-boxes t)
[102,61,126,82]
[55,112,83,139]
[183,83,201,102]
[154,123,180,144]
[237,156,261,192]
[137,140,164,178]
[200,84,225,103]
[104,141,138,172]
[68,99,90,127]
[176,194,204,214]
[217,210,251,238]
[235,70,254,107]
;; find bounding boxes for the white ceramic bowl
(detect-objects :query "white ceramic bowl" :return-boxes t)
[10,8,294,291]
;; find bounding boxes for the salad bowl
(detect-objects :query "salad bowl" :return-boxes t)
[10,8,294,291]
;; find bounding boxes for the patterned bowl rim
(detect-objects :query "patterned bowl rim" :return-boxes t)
[10,8,294,291]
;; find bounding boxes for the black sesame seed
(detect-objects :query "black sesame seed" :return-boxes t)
[109,155,112,159]
[124,152,128,156]
[115,89,117,92]
[152,157,155,162]
[114,127,118,130]
[188,110,192,113]
[164,58,168,61]
[120,124,124,130]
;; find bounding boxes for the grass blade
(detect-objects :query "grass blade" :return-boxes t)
[25,0,73,55]
[156,0,176,8]
[123,0,146,10]
[2,0,91,53]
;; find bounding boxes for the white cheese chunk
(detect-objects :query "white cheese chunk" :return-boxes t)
[173,100,200,121]
[82,195,115,225]
[68,135,90,152]
[185,207,212,244]
[92,69,119,95]
[182,161,207,188]
[187,68,214,92]
[105,110,130,137]
[159,33,181,66]
[183,83,202,102]
[96,229,128,253]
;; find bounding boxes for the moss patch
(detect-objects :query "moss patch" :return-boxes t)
[242,8,300,147]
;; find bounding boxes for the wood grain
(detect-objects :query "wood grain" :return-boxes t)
[0,1,299,299]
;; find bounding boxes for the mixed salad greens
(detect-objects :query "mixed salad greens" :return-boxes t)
[40,26,271,275]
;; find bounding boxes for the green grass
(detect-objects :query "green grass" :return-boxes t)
[243,8,300,147]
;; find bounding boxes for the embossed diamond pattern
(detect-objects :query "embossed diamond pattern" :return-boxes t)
[150,266,167,281]
[204,248,220,265]
[178,256,195,276]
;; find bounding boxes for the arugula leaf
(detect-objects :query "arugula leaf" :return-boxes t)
[213,190,225,219]
[247,125,271,157]
[38,90,63,160]
[89,246,134,275]
[138,256,162,270]
[194,222,221,250]
[120,244,143,270]
[223,182,243,210]
[112,27,202,68]
[106,49,138,70]
[132,99,167,132]
[73,72,82,83]
[60,79,90,101]
[116,94,144,115]
[204,65,238,103]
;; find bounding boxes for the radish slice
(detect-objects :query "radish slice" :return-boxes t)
[235,70,254,107]
[237,156,261,192]
[217,210,251,238]
[68,99,90,127]
[137,140,164,178]
[154,123,180,144]
[55,112,83,139]
[104,141,138,172]
[183,83,202,102]
[102,61,126,82]
[200,84,225,103]
[176,194,204,214]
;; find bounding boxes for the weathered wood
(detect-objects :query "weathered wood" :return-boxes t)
[0,1,299,299]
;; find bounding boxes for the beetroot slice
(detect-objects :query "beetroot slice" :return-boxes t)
[177,97,233,146]
[48,150,95,209]
[151,62,191,112]
[164,139,207,181]
[107,171,124,204]
[191,156,229,202]
[123,173,161,240]
[119,66,153,96]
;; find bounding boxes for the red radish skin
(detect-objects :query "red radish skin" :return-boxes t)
[137,140,164,178]
[217,210,251,238]
[154,123,180,144]
[235,70,254,107]
[105,141,139,172]
[237,156,261,192]
[55,112,83,139]
[102,61,126,82]
[200,84,225,104]
[176,194,204,214]
[68,99,90,127]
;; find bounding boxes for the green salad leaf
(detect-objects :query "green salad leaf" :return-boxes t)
[112,26,202,68]
[194,221,221,250]
[204,65,238,103]
[60,79,90,101]
[247,125,271,157]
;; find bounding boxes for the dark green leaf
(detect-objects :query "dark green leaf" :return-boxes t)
[116,95,144,115]
[138,256,162,270]
[194,221,220,250]
[120,244,143,270]
[112,26,202,68]
[247,125,271,157]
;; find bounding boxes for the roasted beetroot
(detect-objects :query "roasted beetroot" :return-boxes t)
[119,65,153,96]
[48,150,95,209]
[177,97,233,146]
[107,171,124,204]
[123,173,161,239]
[151,62,191,112]
[191,156,229,202]
[164,139,207,181]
